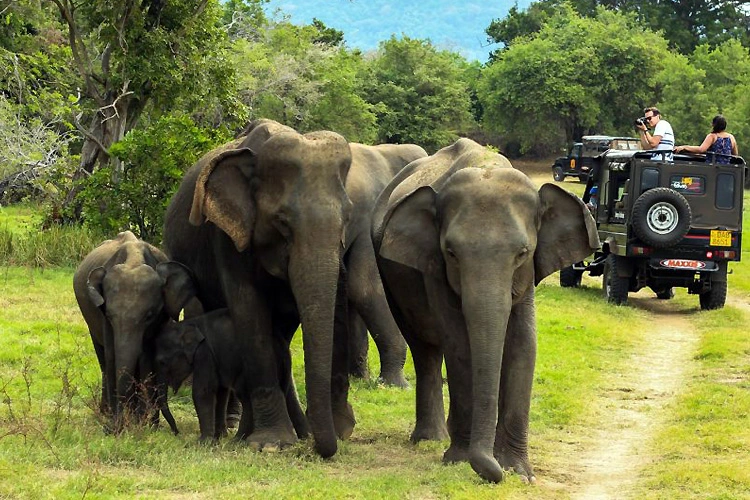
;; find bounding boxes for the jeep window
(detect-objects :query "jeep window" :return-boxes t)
[716,173,735,209]
[641,167,660,192]
[669,175,705,195]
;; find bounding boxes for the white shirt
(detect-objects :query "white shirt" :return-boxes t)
[652,119,674,161]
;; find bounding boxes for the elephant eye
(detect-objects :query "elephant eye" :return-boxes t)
[517,246,530,259]
[445,248,457,260]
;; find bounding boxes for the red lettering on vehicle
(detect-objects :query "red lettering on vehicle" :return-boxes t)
[659,259,706,269]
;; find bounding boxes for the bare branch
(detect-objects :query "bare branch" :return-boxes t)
[72,112,109,156]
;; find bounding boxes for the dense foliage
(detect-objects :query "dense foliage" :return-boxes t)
[0,0,748,238]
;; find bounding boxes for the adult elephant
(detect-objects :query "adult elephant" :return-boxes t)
[372,138,599,483]
[73,231,197,433]
[163,119,425,457]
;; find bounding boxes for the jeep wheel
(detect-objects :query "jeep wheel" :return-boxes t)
[700,263,728,310]
[553,166,565,182]
[631,188,692,248]
[560,265,583,288]
[603,254,629,305]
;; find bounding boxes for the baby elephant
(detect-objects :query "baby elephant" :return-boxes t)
[154,309,309,443]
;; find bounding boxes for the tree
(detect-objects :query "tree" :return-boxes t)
[479,8,669,155]
[362,36,477,152]
[48,0,241,220]
[488,1,750,56]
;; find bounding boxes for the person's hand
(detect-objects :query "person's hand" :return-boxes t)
[674,146,684,153]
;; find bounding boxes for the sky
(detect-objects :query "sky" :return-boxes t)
[263,0,533,63]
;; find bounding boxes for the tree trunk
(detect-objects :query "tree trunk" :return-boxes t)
[61,96,131,223]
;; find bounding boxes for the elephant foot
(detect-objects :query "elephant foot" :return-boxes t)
[245,427,298,452]
[410,421,449,443]
[470,449,505,483]
[333,402,356,440]
[494,447,536,484]
[378,370,409,388]
[442,443,470,463]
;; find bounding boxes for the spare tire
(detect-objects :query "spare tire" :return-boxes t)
[631,188,691,248]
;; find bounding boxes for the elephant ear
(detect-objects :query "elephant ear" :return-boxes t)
[157,262,199,321]
[179,323,205,364]
[87,267,107,308]
[189,147,257,252]
[378,186,442,274]
[535,183,600,285]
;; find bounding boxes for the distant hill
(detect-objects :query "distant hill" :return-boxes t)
[263,0,532,63]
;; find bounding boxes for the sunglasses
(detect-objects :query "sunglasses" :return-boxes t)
[644,115,655,121]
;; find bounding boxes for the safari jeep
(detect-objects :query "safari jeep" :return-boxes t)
[560,149,745,309]
[552,135,640,182]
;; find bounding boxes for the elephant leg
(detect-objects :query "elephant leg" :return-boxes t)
[493,296,536,483]
[225,391,241,430]
[408,338,448,442]
[101,323,119,432]
[332,266,356,440]
[347,241,408,387]
[217,248,296,450]
[286,376,309,439]
[90,335,110,417]
[193,351,219,442]
[214,387,230,439]
[442,327,473,464]
[347,312,369,380]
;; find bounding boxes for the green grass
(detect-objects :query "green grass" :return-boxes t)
[0,265,653,499]
[0,191,749,498]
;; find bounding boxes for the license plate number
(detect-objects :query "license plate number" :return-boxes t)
[710,230,732,246]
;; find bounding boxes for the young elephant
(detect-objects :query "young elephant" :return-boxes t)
[73,231,197,434]
[154,308,309,443]
[372,138,600,483]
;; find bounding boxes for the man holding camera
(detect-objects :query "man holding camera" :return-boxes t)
[637,107,674,162]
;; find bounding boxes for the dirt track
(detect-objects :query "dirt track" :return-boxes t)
[520,160,702,498]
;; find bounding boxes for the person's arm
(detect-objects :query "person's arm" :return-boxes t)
[639,129,659,149]
[675,134,714,153]
[730,134,739,155]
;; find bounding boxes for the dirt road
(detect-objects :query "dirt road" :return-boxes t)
[519,160,703,498]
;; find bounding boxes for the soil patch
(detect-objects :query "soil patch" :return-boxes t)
[566,291,701,499]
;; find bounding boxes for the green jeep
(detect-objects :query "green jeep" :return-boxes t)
[560,149,745,310]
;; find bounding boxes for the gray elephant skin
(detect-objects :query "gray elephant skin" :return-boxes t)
[154,308,310,443]
[372,138,600,483]
[73,230,197,434]
[163,119,426,457]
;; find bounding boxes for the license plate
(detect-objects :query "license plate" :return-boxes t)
[710,230,732,247]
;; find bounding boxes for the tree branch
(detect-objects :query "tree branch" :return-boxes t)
[72,112,109,157]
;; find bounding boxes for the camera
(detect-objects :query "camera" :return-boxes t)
[634,117,648,128]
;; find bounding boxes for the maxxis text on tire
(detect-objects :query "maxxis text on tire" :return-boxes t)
[553,166,565,182]
[631,188,691,248]
[603,254,629,305]
[560,265,583,288]
[700,262,728,310]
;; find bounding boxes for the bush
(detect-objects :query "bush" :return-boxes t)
[0,224,103,267]
[78,115,229,245]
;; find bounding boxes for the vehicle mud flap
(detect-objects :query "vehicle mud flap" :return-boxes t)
[631,188,692,248]
[560,265,583,287]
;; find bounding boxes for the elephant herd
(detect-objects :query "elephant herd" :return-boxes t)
[73,119,599,484]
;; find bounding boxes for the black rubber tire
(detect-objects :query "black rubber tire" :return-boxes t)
[560,265,583,288]
[655,287,674,300]
[631,188,691,248]
[603,254,629,305]
[700,263,728,310]
[553,166,565,182]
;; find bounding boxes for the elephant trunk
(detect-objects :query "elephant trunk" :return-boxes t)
[289,233,341,458]
[113,328,144,430]
[155,372,179,435]
[461,263,512,483]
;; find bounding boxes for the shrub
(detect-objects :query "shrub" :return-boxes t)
[78,115,229,245]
